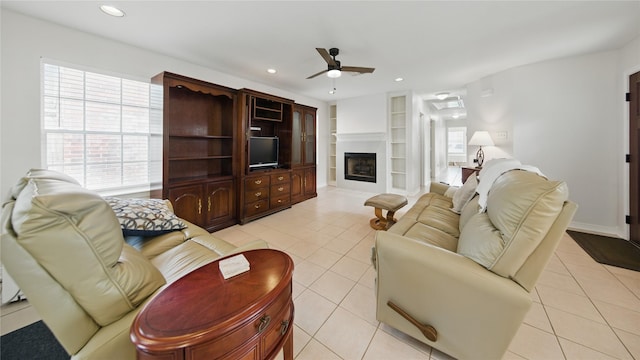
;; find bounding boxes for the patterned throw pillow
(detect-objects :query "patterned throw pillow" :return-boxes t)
[105,197,186,237]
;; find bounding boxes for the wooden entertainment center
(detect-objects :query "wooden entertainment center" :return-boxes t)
[152,72,317,232]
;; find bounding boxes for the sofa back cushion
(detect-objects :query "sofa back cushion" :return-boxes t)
[10,169,165,326]
[457,170,568,279]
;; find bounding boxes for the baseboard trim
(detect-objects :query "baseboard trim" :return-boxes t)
[568,221,626,240]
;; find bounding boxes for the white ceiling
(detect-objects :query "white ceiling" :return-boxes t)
[3,1,639,102]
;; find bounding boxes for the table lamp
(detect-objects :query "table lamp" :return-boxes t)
[468,131,494,167]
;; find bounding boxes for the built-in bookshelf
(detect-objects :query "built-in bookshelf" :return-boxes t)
[389,95,407,191]
[329,104,337,186]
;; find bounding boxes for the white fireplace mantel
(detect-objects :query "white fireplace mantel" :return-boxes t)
[335,132,387,193]
[335,132,387,142]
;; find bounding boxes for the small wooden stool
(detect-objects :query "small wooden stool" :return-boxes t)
[364,193,408,230]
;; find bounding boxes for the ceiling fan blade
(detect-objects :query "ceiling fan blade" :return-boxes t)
[341,66,375,74]
[306,69,329,79]
[316,48,337,66]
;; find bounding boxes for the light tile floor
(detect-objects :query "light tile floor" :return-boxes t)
[2,185,640,359]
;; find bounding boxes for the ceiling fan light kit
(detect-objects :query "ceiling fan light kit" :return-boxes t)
[307,47,375,79]
[327,69,341,78]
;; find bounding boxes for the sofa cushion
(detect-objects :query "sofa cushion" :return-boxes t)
[105,197,186,237]
[456,170,568,278]
[10,170,165,326]
[388,192,460,251]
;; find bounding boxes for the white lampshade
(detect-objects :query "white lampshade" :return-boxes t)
[468,131,494,146]
[327,69,342,78]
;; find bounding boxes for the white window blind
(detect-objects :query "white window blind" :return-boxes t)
[42,62,162,195]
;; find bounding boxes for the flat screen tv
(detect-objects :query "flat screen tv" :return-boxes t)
[249,136,279,169]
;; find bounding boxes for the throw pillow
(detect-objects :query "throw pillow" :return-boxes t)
[443,186,458,198]
[451,174,477,213]
[105,197,186,237]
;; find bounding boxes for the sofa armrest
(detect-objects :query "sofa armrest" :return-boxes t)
[373,231,531,360]
[428,182,451,195]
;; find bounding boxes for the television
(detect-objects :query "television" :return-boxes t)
[249,136,279,169]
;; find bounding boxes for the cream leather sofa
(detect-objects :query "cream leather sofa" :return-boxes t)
[373,166,577,360]
[1,169,268,359]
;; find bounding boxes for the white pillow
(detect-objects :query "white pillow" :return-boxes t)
[444,186,458,198]
[451,174,477,213]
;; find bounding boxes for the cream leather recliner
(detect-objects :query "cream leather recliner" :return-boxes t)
[1,169,267,359]
[373,169,577,360]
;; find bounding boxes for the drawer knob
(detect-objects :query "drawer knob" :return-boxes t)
[277,199,283,204]
[278,187,284,192]
[278,176,284,181]
[255,191,262,197]
[257,315,271,333]
[254,179,262,185]
[280,320,290,335]
[255,203,261,209]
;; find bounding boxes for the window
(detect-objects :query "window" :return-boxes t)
[42,62,162,194]
[447,127,467,155]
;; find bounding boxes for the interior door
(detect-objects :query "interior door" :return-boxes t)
[630,71,639,246]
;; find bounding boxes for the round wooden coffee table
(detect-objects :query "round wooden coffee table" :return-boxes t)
[131,249,294,360]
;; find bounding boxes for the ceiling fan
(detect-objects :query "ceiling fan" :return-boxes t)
[306,48,375,79]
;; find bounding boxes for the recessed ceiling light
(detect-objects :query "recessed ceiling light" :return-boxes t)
[394,77,404,82]
[267,68,277,74]
[100,5,125,17]
[435,92,449,100]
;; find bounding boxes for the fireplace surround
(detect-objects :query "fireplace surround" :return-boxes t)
[344,152,376,183]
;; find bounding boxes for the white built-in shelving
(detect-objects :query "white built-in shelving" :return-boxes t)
[329,104,337,186]
[389,95,407,191]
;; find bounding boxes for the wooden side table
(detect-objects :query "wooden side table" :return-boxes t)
[461,167,481,184]
[131,249,294,360]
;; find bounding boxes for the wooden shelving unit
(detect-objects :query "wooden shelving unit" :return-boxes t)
[153,72,237,231]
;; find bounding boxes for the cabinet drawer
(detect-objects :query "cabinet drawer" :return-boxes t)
[245,175,270,190]
[270,194,290,209]
[245,199,269,217]
[270,173,290,185]
[187,281,292,359]
[261,302,293,358]
[270,183,290,196]
[245,187,269,203]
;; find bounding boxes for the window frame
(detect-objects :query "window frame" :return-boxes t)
[40,59,162,196]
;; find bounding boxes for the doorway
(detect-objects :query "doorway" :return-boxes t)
[630,71,639,246]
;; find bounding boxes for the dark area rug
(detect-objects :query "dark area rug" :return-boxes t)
[1,320,69,360]
[567,230,640,272]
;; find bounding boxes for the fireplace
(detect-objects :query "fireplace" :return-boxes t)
[344,152,376,183]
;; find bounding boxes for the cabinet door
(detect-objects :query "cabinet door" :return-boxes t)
[303,111,316,166]
[291,109,302,166]
[290,170,303,203]
[303,167,316,196]
[167,184,203,226]
[205,180,235,229]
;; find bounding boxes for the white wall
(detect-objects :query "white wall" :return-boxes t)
[0,10,328,199]
[465,47,638,237]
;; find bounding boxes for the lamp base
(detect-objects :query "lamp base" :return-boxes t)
[476,147,485,167]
